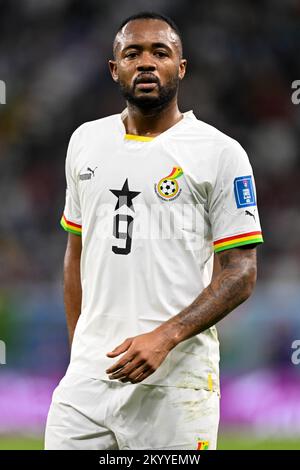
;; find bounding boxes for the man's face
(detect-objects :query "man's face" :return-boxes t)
[109,19,187,110]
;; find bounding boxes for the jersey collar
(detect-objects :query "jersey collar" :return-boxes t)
[118,109,195,143]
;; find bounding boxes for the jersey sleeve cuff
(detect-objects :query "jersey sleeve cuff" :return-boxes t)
[213,231,263,252]
[60,214,82,236]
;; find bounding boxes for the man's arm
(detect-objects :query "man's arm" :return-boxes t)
[106,246,257,383]
[63,233,82,348]
[159,245,257,345]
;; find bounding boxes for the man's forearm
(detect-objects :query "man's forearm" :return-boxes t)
[63,243,82,348]
[157,248,257,348]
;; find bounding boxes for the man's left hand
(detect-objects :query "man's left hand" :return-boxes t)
[105,329,175,384]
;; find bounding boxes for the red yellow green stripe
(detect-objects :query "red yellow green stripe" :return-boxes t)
[214,231,263,252]
[60,214,82,235]
[165,166,183,180]
[197,440,209,450]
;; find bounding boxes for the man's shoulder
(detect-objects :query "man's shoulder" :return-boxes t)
[186,113,241,149]
[70,113,121,142]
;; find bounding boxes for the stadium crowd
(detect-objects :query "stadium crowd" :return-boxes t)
[0,0,299,285]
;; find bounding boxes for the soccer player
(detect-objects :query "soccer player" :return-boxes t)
[45,12,263,450]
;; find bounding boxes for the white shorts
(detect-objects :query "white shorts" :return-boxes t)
[44,372,219,450]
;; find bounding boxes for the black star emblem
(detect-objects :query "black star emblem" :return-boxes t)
[109,179,140,211]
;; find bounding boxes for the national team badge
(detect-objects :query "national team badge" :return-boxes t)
[197,440,209,450]
[234,175,256,208]
[154,167,183,201]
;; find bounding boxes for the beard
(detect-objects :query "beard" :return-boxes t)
[118,74,179,111]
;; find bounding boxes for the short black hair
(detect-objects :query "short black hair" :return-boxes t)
[114,11,183,57]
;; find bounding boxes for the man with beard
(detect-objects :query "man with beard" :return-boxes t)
[45,12,263,450]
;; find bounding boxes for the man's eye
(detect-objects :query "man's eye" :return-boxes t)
[155,51,168,58]
[125,52,138,59]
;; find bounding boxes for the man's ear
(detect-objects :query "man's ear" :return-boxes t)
[178,59,187,80]
[108,60,118,82]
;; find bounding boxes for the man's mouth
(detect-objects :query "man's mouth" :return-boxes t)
[136,82,157,90]
[134,74,159,91]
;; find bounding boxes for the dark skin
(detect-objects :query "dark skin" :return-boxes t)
[64,19,258,384]
[64,233,82,347]
[108,19,187,137]
[105,247,257,383]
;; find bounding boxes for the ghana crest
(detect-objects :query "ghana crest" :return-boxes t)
[154,166,183,201]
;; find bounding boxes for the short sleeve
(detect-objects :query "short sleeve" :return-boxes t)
[60,130,82,236]
[209,141,263,252]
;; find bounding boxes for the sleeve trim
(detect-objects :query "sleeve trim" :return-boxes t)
[60,214,82,235]
[213,231,263,252]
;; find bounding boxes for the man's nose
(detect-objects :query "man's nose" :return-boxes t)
[136,53,156,71]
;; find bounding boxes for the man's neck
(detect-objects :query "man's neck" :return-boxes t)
[124,99,183,138]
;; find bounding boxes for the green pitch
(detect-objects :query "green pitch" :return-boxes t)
[217,433,300,450]
[0,434,300,450]
[0,437,43,450]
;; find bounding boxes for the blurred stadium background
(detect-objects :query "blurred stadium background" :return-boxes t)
[0,0,300,450]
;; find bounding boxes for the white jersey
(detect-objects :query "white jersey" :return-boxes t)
[60,110,263,392]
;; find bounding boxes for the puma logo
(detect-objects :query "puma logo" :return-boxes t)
[79,166,98,181]
[87,167,97,177]
[245,209,256,222]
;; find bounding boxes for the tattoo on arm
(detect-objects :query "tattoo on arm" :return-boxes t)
[160,247,257,347]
